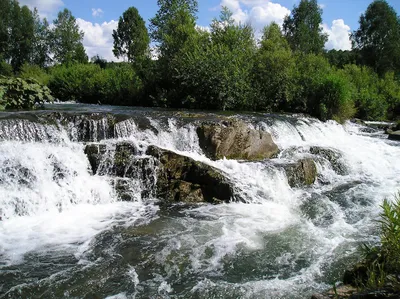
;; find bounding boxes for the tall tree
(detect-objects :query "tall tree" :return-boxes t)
[351,0,400,76]
[0,0,12,59]
[150,0,198,59]
[9,3,35,71]
[50,9,87,65]
[112,7,150,63]
[31,8,51,67]
[283,0,327,54]
[254,22,296,111]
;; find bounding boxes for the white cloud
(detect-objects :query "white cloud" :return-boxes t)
[18,0,64,18]
[76,18,121,62]
[92,8,104,18]
[323,19,352,51]
[219,0,290,31]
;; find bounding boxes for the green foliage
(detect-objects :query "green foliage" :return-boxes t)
[0,59,13,76]
[173,8,256,110]
[253,23,296,111]
[325,50,358,69]
[50,9,87,65]
[283,0,328,54]
[0,76,53,110]
[352,0,400,76]
[359,193,400,290]
[341,64,387,120]
[31,8,51,68]
[112,7,150,63]
[19,63,51,85]
[48,63,142,105]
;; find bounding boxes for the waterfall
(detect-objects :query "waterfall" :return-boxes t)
[1,107,399,299]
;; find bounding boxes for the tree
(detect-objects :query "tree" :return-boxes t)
[50,9,87,65]
[253,23,296,111]
[112,7,150,63]
[283,0,327,54]
[174,7,256,110]
[0,0,12,59]
[351,0,400,76]
[150,0,198,59]
[8,3,35,71]
[31,8,51,67]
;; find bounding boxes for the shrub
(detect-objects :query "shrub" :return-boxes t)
[0,76,54,110]
[48,63,143,105]
[19,63,51,85]
[0,60,13,76]
[342,64,387,120]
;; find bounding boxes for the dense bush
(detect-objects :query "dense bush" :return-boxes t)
[19,63,51,85]
[341,64,387,120]
[48,63,143,105]
[0,76,53,110]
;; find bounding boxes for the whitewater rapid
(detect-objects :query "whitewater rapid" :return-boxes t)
[0,108,399,299]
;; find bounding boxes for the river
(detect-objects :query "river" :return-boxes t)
[0,104,399,299]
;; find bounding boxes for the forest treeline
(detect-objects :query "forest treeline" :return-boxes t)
[1,0,400,121]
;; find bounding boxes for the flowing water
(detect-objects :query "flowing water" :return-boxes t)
[0,104,399,299]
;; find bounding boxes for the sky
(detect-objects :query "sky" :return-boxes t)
[17,0,400,61]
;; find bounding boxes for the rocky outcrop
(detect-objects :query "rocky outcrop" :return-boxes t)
[146,145,234,204]
[196,120,279,161]
[310,146,348,175]
[388,131,400,141]
[284,158,317,187]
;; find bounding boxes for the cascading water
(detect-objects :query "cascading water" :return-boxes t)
[0,105,399,299]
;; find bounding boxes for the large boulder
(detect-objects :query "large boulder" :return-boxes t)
[388,131,400,141]
[196,120,279,161]
[284,158,317,187]
[146,145,234,203]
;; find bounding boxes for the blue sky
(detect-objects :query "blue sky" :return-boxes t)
[18,0,400,61]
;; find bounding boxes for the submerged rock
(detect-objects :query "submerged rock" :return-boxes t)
[284,158,317,187]
[196,120,279,161]
[388,130,400,141]
[310,146,348,175]
[146,145,234,203]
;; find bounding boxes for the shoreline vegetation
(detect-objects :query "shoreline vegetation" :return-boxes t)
[0,0,399,123]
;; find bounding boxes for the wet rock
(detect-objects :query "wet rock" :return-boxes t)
[350,118,366,126]
[84,143,107,174]
[146,145,234,203]
[197,120,279,161]
[348,289,400,299]
[113,178,136,201]
[343,262,369,286]
[284,158,317,187]
[388,131,400,141]
[44,112,117,142]
[310,146,348,175]
[113,142,139,176]
[311,285,358,299]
